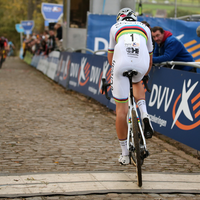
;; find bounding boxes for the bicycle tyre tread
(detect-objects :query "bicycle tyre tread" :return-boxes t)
[131,109,142,187]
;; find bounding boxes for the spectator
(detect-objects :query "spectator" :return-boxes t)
[54,22,62,51]
[141,21,151,28]
[47,30,56,55]
[54,22,62,40]
[141,21,155,50]
[151,26,196,72]
[42,30,49,40]
[7,41,15,56]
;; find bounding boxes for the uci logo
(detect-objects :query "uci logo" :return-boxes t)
[78,57,90,86]
[171,79,200,130]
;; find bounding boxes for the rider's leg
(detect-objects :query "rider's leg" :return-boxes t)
[115,101,130,164]
[115,101,128,140]
[132,81,154,139]
[132,81,146,119]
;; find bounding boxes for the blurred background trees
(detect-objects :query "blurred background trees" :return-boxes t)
[0,0,200,54]
[0,0,60,52]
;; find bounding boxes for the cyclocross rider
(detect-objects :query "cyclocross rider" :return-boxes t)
[107,8,154,165]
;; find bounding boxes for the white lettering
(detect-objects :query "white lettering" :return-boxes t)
[70,63,79,77]
[149,114,167,127]
[90,66,101,84]
[149,84,158,107]
[149,84,174,112]
[157,86,166,109]
[164,88,174,112]
[69,80,77,87]
[88,86,97,94]
[63,56,70,77]
[94,37,108,55]
[43,6,52,12]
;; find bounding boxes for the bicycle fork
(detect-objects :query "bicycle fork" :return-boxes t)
[127,98,150,161]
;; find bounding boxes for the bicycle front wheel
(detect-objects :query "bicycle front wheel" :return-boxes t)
[131,109,142,187]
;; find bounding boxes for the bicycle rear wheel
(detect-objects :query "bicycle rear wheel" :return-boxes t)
[131,109,142,187]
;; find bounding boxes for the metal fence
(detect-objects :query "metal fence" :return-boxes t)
[137,0,200,6]
[64,47,200,70]
[155,61,200,69]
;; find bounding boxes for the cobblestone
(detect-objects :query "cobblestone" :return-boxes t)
[0,57,200,199]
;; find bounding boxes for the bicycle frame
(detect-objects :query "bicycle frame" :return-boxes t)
[127,92,147,153]
[102,70,150,187]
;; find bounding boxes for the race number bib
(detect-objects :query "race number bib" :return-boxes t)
[124,33,140,47]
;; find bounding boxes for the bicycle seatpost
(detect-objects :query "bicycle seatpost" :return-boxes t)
[123,70,138,105]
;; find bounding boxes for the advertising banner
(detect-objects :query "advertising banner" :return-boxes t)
[15,24,24,33]
[21,20,34,35]
[146,66,200,151]
[41,3,63,21]
[84,54,110,106]
[31,55,40,68]
[68,52,110,106]
[46,51,60,80]
[68,53,90,96]
[87,15,115,55]
[55,51,72,88]
[37,55,49,74]
[87,14,200,65]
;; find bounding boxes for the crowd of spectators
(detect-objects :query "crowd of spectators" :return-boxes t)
[22,22,62,58]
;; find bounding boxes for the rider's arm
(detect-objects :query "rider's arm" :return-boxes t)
[145,27,153,76]
[145,53,153,76]
[107,25,115,66]
[107,52,113,66]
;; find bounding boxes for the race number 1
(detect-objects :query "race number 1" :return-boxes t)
[124,33,140,47]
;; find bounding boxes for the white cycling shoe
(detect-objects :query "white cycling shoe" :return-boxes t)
[118,155,130,165]
[142,113,154,139]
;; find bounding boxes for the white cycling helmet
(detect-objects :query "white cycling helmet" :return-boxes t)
[116,8,137,22]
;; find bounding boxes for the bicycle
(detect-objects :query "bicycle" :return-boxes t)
[0,49,6,69]
[102,70,151,187]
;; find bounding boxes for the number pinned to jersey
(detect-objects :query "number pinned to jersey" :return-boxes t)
[124,33,140,47]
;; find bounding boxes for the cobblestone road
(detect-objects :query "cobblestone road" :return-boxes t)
[0,57,200,200]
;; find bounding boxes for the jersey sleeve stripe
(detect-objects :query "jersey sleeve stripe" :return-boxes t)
[113,96,129,103]
[108,49,114,53]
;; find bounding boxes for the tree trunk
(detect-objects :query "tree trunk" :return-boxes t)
[27,0,34,20]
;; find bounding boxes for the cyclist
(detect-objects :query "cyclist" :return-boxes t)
[0,36,8,68]
[107,8,154,165]
[8,41,15,56]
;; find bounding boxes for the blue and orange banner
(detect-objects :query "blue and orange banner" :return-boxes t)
[55,51,71,88]
[67,53,110,107]
[146,66,200,151]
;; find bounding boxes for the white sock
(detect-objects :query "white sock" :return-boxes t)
[137,99,147,119]
[119,139,129,156]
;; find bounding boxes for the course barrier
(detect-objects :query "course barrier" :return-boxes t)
[24,51,200,152]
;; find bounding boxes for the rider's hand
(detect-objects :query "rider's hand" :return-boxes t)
[143,75,149,82]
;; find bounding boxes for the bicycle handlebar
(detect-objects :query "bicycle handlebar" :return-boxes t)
[101,78,111,100]
[142,75,151,93]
